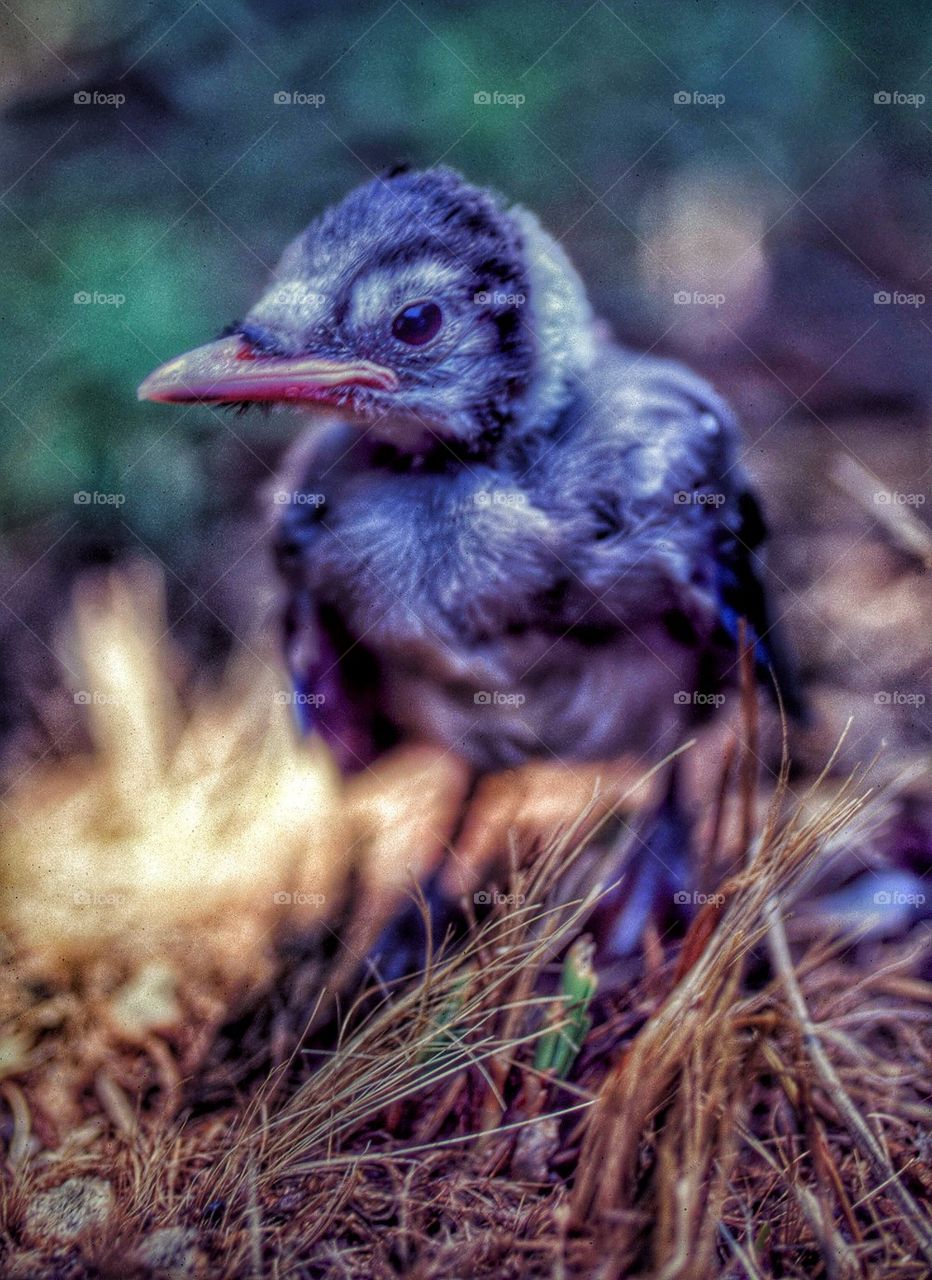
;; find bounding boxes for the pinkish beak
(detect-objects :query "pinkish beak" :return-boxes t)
[137,335,398,404]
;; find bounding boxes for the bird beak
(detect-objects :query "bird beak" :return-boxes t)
[137,335,398,404]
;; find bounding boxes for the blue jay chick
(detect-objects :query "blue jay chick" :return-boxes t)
[139,167,801,963]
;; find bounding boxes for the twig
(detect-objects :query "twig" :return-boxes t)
[718,1216,766,1280]
[833,454,932,568]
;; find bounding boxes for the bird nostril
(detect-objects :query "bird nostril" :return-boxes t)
[237,321,290,357]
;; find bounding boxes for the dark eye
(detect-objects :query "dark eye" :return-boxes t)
[391,300,443,346]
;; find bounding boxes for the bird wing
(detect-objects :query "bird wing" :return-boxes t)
[281,586,400,774]
[711,486,806,717]
[273,422,400,775]
[570,349,804,715]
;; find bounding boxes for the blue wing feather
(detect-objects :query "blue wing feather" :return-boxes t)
[281,588,401,773]
[714,489,805,717]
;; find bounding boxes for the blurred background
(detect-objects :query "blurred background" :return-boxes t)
[0,0,930,778]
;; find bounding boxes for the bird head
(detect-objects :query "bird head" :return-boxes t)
[138,167,595,453]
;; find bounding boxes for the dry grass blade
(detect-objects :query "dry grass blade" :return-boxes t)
[193,834,601,1211]
[767,903,932,1268]
[572,744,877,1268]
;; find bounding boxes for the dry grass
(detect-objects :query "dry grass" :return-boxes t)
[0,575,930,1278]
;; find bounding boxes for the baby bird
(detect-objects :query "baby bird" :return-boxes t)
[139,167,800,960]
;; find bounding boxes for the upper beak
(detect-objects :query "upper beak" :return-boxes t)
[137,335,398,404]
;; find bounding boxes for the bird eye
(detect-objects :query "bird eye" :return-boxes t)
[391,300,443,346]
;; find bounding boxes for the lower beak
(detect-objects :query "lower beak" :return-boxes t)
[137,335,398,404]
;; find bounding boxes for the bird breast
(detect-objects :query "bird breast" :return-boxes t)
[276,459,707,769]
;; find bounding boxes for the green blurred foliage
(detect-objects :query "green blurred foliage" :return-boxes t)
[1,0,930,565]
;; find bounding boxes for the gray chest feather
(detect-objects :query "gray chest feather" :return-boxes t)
[274,353,739,767]
[278,453,564,679]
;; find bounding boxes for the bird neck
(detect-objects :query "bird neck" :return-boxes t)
[508,206,597,437]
